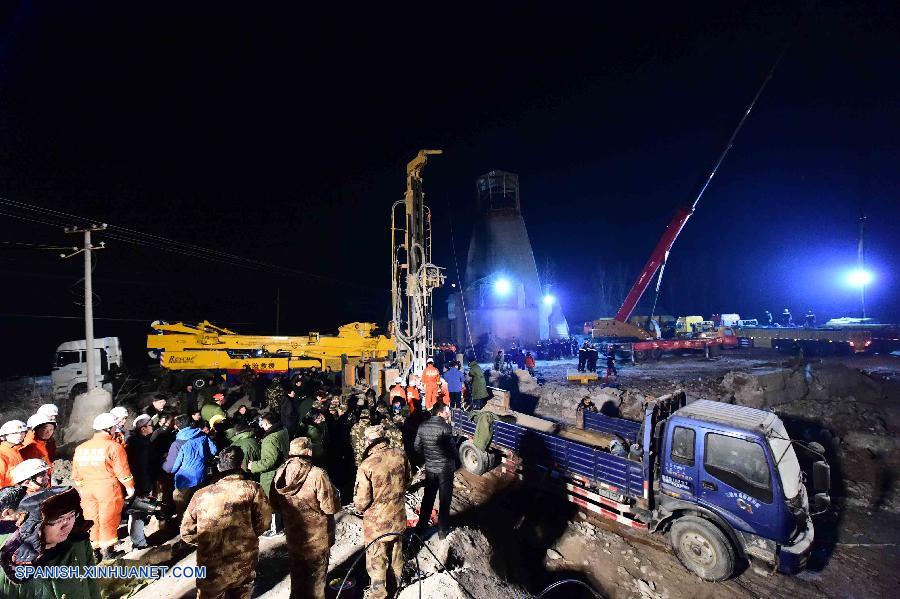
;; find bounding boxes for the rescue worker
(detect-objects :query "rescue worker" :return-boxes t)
[181,446,272,599]
[0,420,27,487]
[272,437,341,599]
[296,409,328,468]
[25,404,59,464]
[414,404,456,539]
[353,424,411,599]
[72,412,135,559]
[524,352,536,376]
[422,358,441,411]
[20,412,56,470]
[3,486,100,599]
[467,361,489,410]
[10,458,52,495]
[145,394,169,426]
[578,341,589,372]
[585,343,599,372]
[111,406,129,445]
[200,392,227,425]
[350,409,372,466]
[405,376,422,414]
[388,376,406,407]
[805,310,816,328]
[493,350,504,372]
[249,412,289,536]
[282,387,302,438]
[764,310,773,326]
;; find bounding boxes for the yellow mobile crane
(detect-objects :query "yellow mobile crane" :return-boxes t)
[147,149,444,389]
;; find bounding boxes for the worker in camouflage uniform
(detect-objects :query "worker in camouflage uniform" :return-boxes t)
[265,376,286,413]
[181,445,271,599]
[272,437,341,599]
[349,409,372,466]
[353,425,411,599]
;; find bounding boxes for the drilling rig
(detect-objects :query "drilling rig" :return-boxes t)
[391,149,445,378]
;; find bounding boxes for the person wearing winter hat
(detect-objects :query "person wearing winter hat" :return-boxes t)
[0,420,27,487]
[0,485,27,599]
[20,413,57,471]
[1,486,99,598]
[272,437,340,599]
[71,413,135,560]
[125,415,156,550]
[10,459,51,495]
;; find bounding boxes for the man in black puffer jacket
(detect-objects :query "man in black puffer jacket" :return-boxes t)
[413,404,456,539]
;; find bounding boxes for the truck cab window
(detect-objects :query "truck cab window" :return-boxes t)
[55,351,81,367]
[671,426,695,466]
[704,433,772,503]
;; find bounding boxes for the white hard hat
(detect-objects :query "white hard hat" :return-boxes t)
[0,420,28,437]
[110,406,129,419]
[132,414,152,429]
[93,412,118,431]
[26,413,55,430]
[10,459,50,484]
[393,377,404,385]
[427,357,434,363]
[36,404,59,420]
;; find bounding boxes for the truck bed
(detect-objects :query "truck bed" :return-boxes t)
[583,411,641,445]
[454,409,645,501]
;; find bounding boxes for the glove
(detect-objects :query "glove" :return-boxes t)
[126,487,135,500]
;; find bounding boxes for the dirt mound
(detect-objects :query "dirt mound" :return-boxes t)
[401,526,526,599]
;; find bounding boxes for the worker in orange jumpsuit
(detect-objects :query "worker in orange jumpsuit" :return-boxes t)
[20,413,57,473]
[389,377,407,406]
[0,420,27,487]
[72,412,135,560]
[24,404,59,464]
[421,358,441,411]
[405,375,422,414]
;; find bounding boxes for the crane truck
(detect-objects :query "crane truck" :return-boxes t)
[453,391,830,581]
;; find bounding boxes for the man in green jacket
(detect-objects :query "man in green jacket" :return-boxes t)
[228,422,261,476]
[249,412,289,536]
[467,361,490,409]
[200,393,227,425]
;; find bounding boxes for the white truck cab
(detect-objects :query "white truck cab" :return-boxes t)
[51,337,122,407]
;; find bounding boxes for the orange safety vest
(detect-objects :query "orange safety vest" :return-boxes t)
[422,365,441,388]
[389,384,407,402]
[0,441,23,487]
[19,438,54,474]
[72,431,135,492]
[405,386,421,412]
[23,429,57,463]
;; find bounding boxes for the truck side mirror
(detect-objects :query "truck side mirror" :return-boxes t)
[813,461,830,493]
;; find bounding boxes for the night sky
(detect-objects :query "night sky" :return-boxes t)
[1,1,897,376]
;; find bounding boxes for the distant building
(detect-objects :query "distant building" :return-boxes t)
[446,171,568,351]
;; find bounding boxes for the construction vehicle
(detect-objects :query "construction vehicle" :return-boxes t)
[52,337,123,418]
[453,391,830,581]
[734,325,873,355]
[590,56,780,359]
[147,320,396,388]
[147,149,445,389]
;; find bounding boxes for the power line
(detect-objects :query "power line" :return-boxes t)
[0,197,384,291]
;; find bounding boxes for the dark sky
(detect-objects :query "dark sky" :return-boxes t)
[1,1,897,376]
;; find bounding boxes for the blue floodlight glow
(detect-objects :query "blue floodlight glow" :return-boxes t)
[542,294,555,306]
[494,277,512,296]
[846,269,873,287]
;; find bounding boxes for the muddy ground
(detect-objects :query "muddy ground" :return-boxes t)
[6,350,900,598]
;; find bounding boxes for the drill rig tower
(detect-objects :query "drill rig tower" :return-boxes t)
[391,149,445,377]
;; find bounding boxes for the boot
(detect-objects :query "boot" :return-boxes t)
[101,547,124,561]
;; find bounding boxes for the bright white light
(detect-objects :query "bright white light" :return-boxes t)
[542,294,555,306]
[494,278,512,296]
[847,269,873,287]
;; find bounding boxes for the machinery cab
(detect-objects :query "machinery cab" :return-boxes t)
[658,400,829,573]
[51,337,122,402]
[675,316,704,337]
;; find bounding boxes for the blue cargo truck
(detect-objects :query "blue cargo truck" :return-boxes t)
[452,391,831,581]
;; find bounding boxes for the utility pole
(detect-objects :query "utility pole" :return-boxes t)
[63,224,107,391]
[858,212,867,319]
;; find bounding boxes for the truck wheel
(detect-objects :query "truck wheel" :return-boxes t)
[459,440,490,475]
[670,516,736,581]
[651,349,662,361]
[634,350,647,362]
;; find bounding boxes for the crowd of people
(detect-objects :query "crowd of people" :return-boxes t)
[0,357,492,599]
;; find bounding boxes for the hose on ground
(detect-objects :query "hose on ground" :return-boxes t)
[534,578,602,598]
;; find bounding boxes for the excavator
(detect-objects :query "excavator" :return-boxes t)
[147,150,444,390]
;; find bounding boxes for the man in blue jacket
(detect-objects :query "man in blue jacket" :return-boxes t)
[164,414,217,518]
[443,361,465,409]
